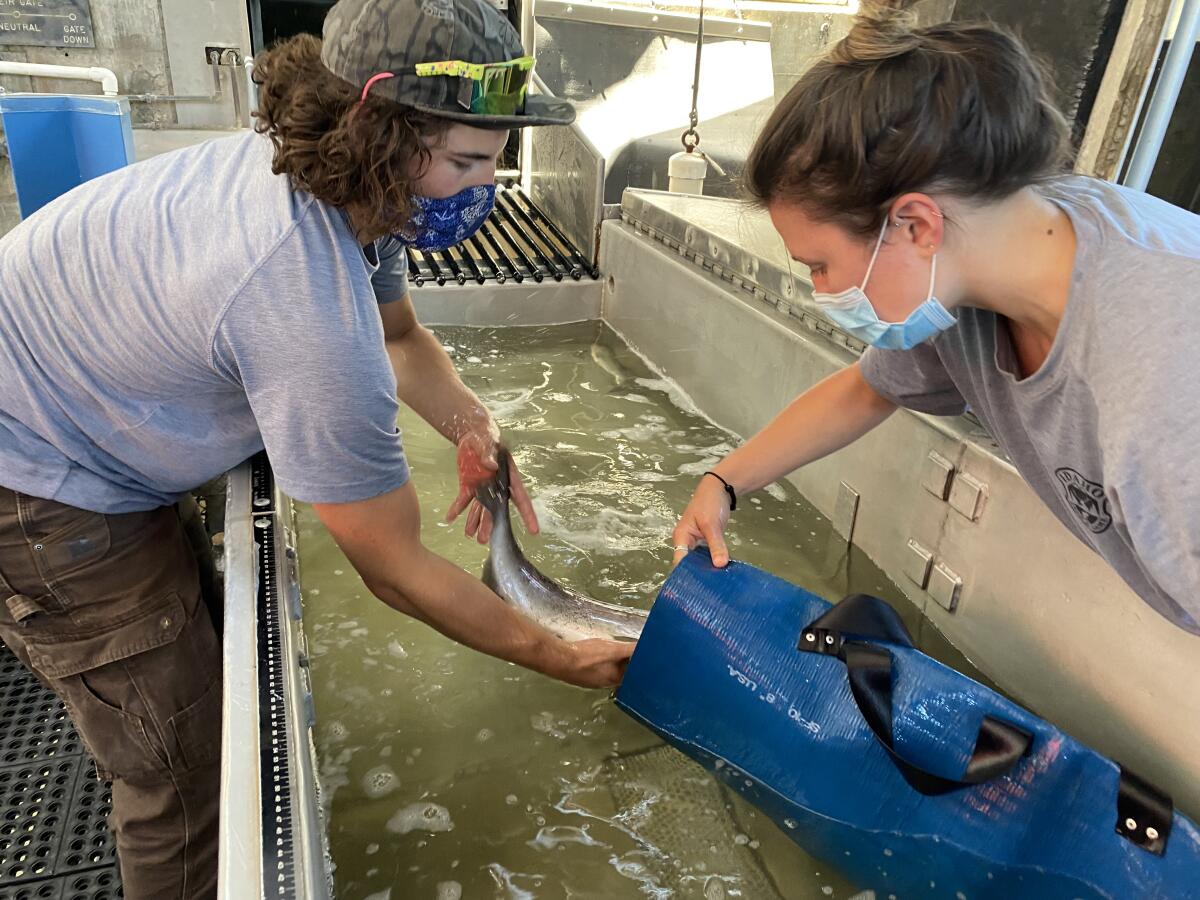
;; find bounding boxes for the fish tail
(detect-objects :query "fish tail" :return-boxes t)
[475,444,512,517]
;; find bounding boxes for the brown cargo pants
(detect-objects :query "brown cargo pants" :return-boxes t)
[0,487,222,899]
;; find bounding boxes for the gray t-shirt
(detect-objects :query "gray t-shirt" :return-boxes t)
[0,130,413,513]
[860,175,1200,634]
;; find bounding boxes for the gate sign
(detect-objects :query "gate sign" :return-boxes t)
[0,1,95,48]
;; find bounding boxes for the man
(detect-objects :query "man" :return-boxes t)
[0,0,633,895]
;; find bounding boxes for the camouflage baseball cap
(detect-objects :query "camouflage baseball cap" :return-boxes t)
[321,0,575,129]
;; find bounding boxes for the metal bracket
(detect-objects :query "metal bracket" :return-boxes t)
[949,472,987,521]
[904,540,934,589]
[928,562,963,613]
[921,451,955,500]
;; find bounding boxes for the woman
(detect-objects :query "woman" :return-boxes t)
[0,0,631,896]
[672,1,1200,634]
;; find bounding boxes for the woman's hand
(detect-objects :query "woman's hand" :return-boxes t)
[671,474,732,567]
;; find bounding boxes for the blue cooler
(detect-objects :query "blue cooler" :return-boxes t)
[0,94,135,219]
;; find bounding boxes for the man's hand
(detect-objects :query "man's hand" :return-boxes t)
[552,638,636,689]
[445,432,539,543]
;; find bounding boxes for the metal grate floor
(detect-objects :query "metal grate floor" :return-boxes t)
[0,642,121,900]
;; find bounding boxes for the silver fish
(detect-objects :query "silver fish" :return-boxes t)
[476,450,647,642]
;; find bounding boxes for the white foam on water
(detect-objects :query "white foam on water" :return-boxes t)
[363,890,390,900]
[530,711,569,739]
[764,482,788,501]
[600,421,669,443]
[475,728,494,743]
[486,863,540,900]
[387,640,408,659]
[436,882,463,900]
[362,765,399,799]
[387,802,454,835]
[532,488,674,555]
[365,843,379,855]
[527,825,607,850]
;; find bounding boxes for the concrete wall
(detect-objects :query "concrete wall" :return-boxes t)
[0,0,249,235]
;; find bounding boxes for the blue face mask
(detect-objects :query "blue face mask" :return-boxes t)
[398,184,496,252]
[811,219,956,350]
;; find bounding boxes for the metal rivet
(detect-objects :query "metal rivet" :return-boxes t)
[1125,817,1137,831]
[804,632,815,643]
[824,635,834,645]
[159,617,171,630]
[33,544,43,551]
[1146,826,1159,841]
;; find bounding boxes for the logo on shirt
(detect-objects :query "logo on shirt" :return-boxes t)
[1054,468,1112,534]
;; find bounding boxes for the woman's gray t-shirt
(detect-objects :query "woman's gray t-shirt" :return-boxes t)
[860,176,1200,633]
[0,130,412,512]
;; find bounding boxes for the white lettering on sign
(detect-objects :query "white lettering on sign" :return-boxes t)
[0,2,94,47]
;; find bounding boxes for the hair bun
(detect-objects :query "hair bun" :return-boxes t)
[831,0,921,65]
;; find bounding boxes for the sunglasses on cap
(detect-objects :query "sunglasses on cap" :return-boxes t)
[361,55,535,116]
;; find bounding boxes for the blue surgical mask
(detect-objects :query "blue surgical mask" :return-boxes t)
[811,219,956,350]
[398,184,496,252]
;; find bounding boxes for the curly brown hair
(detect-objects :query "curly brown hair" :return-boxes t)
[745,0,1071,236]
[253,33,452,243]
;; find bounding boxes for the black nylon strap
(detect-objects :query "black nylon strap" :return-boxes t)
[800,594,1033,797]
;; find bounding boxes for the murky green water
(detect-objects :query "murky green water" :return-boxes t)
[298,322,981,900]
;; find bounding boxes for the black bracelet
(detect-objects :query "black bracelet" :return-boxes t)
[703,471,737,511]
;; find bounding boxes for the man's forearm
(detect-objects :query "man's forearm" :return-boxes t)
[364,541,571,677]
[386,324,495,445]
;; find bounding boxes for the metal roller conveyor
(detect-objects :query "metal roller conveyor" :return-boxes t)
[406,185,599,286]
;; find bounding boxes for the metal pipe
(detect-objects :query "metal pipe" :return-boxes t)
[497,188,578,279]
[466,233,506,284]
[0,61,118,95]
[519,0,535,191]
[404,248,426,287]
[126,55,224,104]
[244,56,258,119]
[512,189,598,277]
[455,245,487,284]
[1125,0,1200,190]
[422,248,448,286]
[439,248,468,285]
[494,193,561,281]
[477,225,523,283]
[491,210,543,282]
